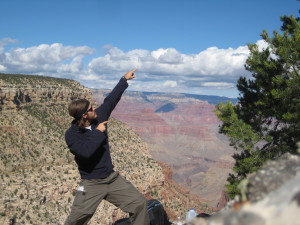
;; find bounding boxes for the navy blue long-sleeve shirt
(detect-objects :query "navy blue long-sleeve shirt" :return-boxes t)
[65,77,128,179]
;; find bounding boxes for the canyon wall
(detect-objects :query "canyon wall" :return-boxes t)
[94,89,235,208]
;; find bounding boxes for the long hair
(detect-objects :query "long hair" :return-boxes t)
[68,99,90,129]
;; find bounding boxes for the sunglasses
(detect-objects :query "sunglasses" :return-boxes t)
[85,105,94,114]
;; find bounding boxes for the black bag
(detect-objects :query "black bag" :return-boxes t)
[113,218,130,225]
[147,199,171,225]
[113,199,171,225]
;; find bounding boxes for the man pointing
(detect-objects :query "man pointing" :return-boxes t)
[64,69,150,225]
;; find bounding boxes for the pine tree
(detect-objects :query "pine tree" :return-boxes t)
[215,12,300,198]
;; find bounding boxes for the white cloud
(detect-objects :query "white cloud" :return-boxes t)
[0,38,17,48]
[79,73,99,81]
[157,48,183,64]
[0,42,94,75]
[256,39,269,51]
[0,64,6,71]
[57,56,84,73]
[163,80,177,88]
[190,46,249,76]
[201,82,235,89]
[87,44,250,80]
[0,38,263,96]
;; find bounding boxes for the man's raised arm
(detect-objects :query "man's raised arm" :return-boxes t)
[96,69,137,121]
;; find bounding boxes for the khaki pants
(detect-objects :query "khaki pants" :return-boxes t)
[64,171,150,225]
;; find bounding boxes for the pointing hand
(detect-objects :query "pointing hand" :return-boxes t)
[124,69,138,80]
[96,121,109,132]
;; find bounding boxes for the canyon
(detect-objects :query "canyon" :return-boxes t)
[93,89,237,207]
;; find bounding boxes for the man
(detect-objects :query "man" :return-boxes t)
[64,69,150,225]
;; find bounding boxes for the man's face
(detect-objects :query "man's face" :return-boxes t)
[84,104,97,120]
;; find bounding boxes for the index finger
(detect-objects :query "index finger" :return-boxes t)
[131,68,138,73]
[101,121,109,125]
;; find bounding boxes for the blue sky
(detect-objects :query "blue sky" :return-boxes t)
[0,0,299,97]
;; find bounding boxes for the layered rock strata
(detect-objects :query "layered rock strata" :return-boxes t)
[93,89,235,208]
[0,73,93,111]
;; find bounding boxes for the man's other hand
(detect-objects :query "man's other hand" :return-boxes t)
[96,121,109,132]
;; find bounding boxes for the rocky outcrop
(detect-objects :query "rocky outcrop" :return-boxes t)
[216,190,230,209]
[187,151,300,225]
[0,73,93,111]
[245,153,300,203]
